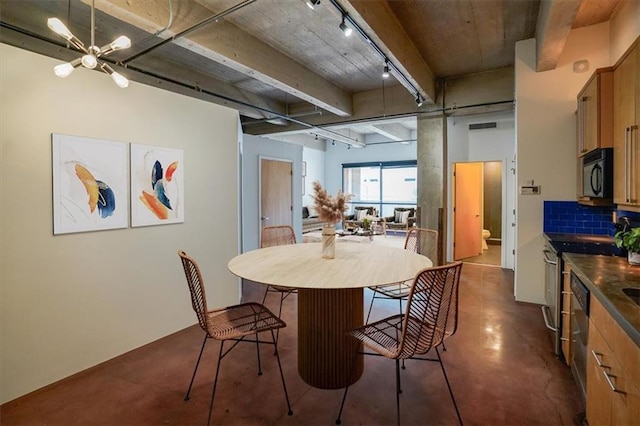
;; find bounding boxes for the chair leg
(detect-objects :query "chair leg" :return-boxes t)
[395,359,402,426]
[273,292,286,354]
[255,332,263,376]
[365,290,377,324]
[436,347,463,425]
[271,329,293,416]
[335,346,360,425]
[206,342,225,426]
[399,298,406,370]
[184,333,208,401]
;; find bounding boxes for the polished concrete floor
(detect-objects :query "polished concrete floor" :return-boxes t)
[1,264,584,425]
[460,243,502,266]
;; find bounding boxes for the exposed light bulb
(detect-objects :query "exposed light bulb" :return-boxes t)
[306,0,320,10]
[47,18,74,40]
[53,62,75,78]
[110,35,131,50]
[81,54,98,69]
[339,18,352,37]
[382,64,390,79]
[111,71,129,88]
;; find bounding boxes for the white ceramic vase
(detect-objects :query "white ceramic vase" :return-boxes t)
[628,251,640,265]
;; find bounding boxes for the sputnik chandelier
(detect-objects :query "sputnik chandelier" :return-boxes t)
[47,0,131,88]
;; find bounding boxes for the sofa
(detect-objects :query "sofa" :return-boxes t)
[342,206,378,230]
[384,207,416,230]
[302,206,323,233]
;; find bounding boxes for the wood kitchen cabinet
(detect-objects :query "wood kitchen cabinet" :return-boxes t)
[613,38,640,210]
[561,262,572,365]
[586,296,640,425]
[577,67,613,156]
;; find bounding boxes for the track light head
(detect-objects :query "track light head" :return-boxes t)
[347,145,351,150]
[382,64,390,79]
[331,140,336,146]
[306,0,321,9]
[415,94,423,107]
[339,17,352,37]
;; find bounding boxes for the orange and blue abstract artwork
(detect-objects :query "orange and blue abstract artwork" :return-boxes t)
[138,160,179,220]
[74,163,116,218]
[52,134,129,235]
[131,143,184,227]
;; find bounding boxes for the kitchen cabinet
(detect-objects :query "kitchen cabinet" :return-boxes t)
[613,39,640,210]
[577,67,613,156]
[586,296,640,425]
[561,262,572,365]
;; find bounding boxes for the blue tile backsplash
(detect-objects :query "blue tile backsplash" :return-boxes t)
[544,201,615,235]
[543,202,640,236]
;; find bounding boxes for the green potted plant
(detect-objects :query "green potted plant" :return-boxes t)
[362,217,371,230]
[614,227,640,265]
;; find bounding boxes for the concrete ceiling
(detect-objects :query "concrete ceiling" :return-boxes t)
[0,0,621,148]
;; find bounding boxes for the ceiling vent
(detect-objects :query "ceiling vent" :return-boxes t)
[469,122,497,130]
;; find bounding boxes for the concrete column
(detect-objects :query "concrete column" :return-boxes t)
[416,114,447,265]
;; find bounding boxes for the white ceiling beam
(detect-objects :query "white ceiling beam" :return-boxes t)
[535,0,581,71]
[91,0,354,117]
[342,0,437,104]
[364,123,411,141]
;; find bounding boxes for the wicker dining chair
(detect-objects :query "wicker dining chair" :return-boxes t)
[336,261,463,426]
[365,228,439,323]
[260,225,298,344]
[177,250,293,426]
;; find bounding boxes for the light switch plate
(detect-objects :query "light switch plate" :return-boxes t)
[520,185,541,195]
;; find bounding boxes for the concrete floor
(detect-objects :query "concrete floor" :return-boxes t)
[1,263,584,425]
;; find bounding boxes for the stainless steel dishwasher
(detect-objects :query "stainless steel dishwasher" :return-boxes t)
[542,241,562,356]
[570,271,590,402]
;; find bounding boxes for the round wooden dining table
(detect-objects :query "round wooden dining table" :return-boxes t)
[227,242,432,389]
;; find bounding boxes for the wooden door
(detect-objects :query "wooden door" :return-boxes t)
[453,162,483,260]
[260,158,293,230]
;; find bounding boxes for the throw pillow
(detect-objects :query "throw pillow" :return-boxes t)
[356,209,368,221]
[308,206,318,218]
[394,210,403,223]
[400,210,411,224]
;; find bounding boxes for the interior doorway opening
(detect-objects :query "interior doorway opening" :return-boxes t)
[454,160,502,266]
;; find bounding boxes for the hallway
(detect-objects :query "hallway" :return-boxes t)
[1,264,583,425]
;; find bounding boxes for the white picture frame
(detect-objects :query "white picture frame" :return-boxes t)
[130,143,184,227]
[52,134,129,235]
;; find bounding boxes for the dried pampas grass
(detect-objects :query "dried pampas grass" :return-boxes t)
[312,181,352,224]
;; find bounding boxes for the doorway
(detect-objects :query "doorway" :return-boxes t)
[260,158,293,234]
[453,161,502,266]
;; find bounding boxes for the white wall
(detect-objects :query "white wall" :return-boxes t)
[241,134,303,251]
[302,146,326,206]
[514,23,613,303]
[0,44,240,403]
[446,111,516,268]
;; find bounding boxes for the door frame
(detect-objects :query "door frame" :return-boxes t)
[449,158,514,268]
[258,155,294,234]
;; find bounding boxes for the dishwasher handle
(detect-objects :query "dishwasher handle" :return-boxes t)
[543,250,558,265]
[541,305,557,332]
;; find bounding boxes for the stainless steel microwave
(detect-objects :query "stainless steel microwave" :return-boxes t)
[583,148,613,198]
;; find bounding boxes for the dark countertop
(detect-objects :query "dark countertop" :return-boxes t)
[562,253,640,347]
[544,233,621,256]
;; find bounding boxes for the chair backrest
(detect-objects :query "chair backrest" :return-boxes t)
[261,225,296,248]
[178,250,210,334]
[405,228,438,265]
[354,206,376,216]
[397,261,463,358]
